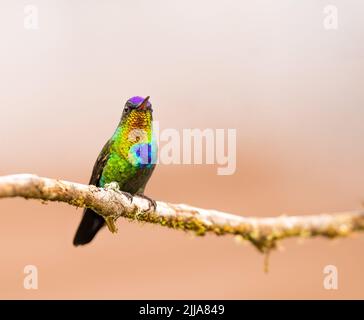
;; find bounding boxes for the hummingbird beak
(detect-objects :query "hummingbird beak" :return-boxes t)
[137,96,150,110]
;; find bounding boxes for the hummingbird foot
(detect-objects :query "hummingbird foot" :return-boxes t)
[122,191,134,204]
[135,193,157,213]
[104,182,133,203]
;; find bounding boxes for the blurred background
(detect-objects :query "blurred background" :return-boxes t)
[0,0,363,299]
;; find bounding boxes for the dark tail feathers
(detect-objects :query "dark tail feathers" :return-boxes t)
[73,208,105,246]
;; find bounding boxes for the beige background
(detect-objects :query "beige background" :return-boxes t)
[0,0,364,299]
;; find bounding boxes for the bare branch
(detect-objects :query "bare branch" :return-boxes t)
[0,174,363,252]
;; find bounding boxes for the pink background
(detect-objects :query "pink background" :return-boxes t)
[0,0,363,298]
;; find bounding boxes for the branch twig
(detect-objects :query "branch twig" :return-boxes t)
[0,174,363,252]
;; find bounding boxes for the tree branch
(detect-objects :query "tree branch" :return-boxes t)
[0,174,363,252]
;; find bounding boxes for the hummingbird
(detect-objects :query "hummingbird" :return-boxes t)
[73,96,157,246]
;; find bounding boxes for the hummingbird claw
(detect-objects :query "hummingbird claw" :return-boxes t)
[135,193,157,213]
[123,191,134,204]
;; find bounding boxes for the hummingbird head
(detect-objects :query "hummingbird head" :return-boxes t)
[123,96,152,114]
[120,95,153,129]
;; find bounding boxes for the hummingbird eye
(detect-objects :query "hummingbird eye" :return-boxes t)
[124,102,134,113]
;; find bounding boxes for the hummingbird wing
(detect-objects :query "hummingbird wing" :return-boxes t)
[73,139,112,246]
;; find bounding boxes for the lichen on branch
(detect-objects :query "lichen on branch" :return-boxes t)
[0,174,363,252]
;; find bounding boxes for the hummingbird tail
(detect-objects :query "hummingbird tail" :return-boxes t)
[73,208,105,246]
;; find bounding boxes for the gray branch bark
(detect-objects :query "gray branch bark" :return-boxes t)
[0,174,363,252]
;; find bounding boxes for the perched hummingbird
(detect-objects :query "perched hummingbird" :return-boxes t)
[73,96,157,246]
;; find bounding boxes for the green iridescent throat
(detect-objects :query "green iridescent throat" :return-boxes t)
[99,110,154,188]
